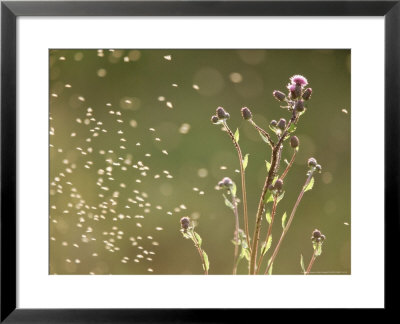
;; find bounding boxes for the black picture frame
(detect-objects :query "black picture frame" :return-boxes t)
[1,0,398,321]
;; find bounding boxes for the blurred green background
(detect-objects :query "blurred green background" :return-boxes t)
[49,49,350,275]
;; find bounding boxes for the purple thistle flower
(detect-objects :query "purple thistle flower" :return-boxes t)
[290,75,308,86]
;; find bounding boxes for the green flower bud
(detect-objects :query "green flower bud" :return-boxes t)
[180,217,190,230]
[216,107,227,119]
[274,179,283,191]
[211,115,219,124]
[294,100,305,112]
[270,120,277,127]
[302,88,312,100]
[277,118,286,130]
[273,90,286,101]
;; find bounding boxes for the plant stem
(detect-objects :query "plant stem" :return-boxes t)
[305,250,317,275]
[191,230,208,275]
[249,119,274,148]
[249,120,292,275]
[232,194,240,275]
[281,150,297,180]
[256,195,277,274]
[223,122,251,251]
[265,169,314,275]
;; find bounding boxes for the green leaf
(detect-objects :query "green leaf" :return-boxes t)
[300,254,305,274]
[313,242,323,256]
[287,123,297,133]
[223,194,234,210]
[202,251,210,272]
[259,131,270,145]
[261,235,273,256]
[243,248,251,261]
[304,177,315,192]
[242,154,249,170]
[194,232,202,247]
[231,182,237,197]
[267,258,273,275]
[263,190,274,204]
[234,128,240,142]
[265,160,271,172]
[265,208,272,224]
[276,191,285,204]
[281,212,287,229]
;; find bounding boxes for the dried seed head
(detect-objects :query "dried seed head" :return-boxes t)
[216,107,227,119]
[290,135,299,148]
[241,107,252,120]
[273,90,286,101]
[274,179,284,191]
[302,88,312,100]
[211,115,219,124]
[277,118,286,130]
[294,100,305,112]
[308,157,317,167]
[180,216,190,230]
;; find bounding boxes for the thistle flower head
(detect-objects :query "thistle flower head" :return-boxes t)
[273,90,286,101]
[180,216,190,230]
[308,157,317,168]
[290,75,308,86]
[294,100,305,112]
[274,179,284,191]
[211,115,219,124]
[277,118,287,130]
[216,106,228,119]
[302,88,312,100]
[311,229,326,243]
[241,107,252,120]
[290,135,299,148]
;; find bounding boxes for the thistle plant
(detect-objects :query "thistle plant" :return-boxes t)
[301,229,326,275]
[205,74,326,275]
[180,216,210,275]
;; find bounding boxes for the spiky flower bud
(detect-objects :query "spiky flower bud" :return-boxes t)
[273,90,286,101]
[294,100,305,112]
[290,136,299,148]
[216,107,227,119]
[302,88,312,100]
[241,107,252,120]
[270,120,277,127]
[268,184,275,191]
[315,164,322,173]
[308,157,317,168]
[312,229,321,239]
[277,118,286,130]
[211,115,219,124]
[224,112,230,120]
[222,177,233,187]
[274,179,284,191]
[180,216,190,230]
[218,181,224,188]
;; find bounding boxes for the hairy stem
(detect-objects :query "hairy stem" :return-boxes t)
[256,195,278,274]
[232,194,240,275]
[265,170,314,275]
[223,121,251,251]
[281,149,297,180]
[305,250,317,275]
[249,119,274,147]
[249,120,292,275]
[191,230,208,275]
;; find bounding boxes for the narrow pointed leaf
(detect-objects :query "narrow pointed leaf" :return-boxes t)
[300,254,305,274]
[281,212,287,229]
[243,154,249,170]
[261,235,273,256]
[223,194,234,210]
[202,251,210,272]
[265,208,272,224]
[304,177,315,192]
[194,232,202,247]
[267,258,273,275]
[234,128,240,142]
